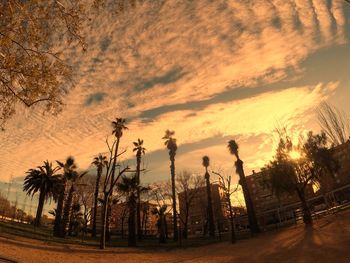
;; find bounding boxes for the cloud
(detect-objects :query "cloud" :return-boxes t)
[0,0,348,183]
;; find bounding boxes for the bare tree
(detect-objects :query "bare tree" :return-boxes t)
[317,102,350,146]
[212,170,239,244]
[99,136,130,249]
[176,171,204,239]
[75,176,95,239]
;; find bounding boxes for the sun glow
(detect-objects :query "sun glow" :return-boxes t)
[289,150,301,160]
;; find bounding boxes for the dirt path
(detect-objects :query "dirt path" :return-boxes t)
[1,210,349,263]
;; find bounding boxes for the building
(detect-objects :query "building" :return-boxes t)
[95,201,159,236]
[178,184,230,236]
[246,170,315,226]
[319,140,350,204]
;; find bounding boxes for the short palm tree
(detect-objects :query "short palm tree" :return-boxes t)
[54,156,77,237]
[61,169,87,237]
[91,154,108,237]
[23,161,61,227]
[152,205,168,243]
[133,138,146,240]
[162,129,178,241]
[202,156,215,237]
[118,175,138,247]
[227,140,260,234]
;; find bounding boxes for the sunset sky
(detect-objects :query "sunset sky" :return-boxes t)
[1,0,350,209]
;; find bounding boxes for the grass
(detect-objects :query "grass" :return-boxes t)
[0,220,234,249]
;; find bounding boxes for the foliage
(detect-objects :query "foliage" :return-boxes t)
[0,0,94,128]
[262,131,339,224]
[317,102,350,146]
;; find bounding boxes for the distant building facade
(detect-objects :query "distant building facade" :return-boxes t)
[178,184,234,236]
[319,140,350,203]
[246,170,315,226]
[95,201,159,236]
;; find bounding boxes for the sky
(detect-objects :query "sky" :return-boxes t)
[1,0,350,211]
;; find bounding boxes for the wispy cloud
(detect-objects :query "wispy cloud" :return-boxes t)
[0,0,348,182]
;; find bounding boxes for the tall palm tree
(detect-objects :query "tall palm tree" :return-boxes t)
[111,118,128,184]
[133,138,146,240]
[23,161,61,227]
[106,118,128,240]
[54,156,77,237]
[117,175,138,247]
[202,156,215,238]
[227,140,260,234]
[162,129,178,241]
[91,154,108,237]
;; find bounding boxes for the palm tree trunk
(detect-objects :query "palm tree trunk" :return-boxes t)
[34,189,45,227]
[205,170,215,238]
[170,155,178,241]
[136,154,142,240]
[54,180,66,236]
[100,195,108,249]
[159,215,166,243]
[61,185,74,237]
[227,194,236,243]
[92,169,102,237]
[128,194,137,247]
[106,137,120,241]
[236,159,260,234]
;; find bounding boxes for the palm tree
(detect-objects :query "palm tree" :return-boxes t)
[106,118,128,240]
[61,169,87,237]
[162,129,178,241]
[152,205,168,243]
[23,161,61,227]
[54,156,77,237]
[117,175,138,247]
[133,138,146,240]
[202,156,215,238]
[227,140,260,234]
[91,154,108,237]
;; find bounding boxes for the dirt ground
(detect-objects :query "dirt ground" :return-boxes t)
[1,210,349,263]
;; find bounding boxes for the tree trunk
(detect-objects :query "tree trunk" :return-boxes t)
[205,170,215,238]
[170,155,178,241]
[54,180,66,236]
[159,215,167,243]
[100,195,108,249]
[106,137,120,241]
[297,188,313,225]
[227,194,236,243]
[61,185,74,237]
[128,194,137,247]
[92,168,102,237]
[34,189,45,227]
[136,153,142,240]
[236,159,260,234]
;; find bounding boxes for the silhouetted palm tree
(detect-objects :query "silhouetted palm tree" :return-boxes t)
[118,175,138,247]
[152,205,168,243]
[133,138,146,240]
[23,161,61,227]
[91,154,108,237]
[163,129,178,241]
[227,140,260,234]
[54,156,77,237]
[106,118,128,240]
[61,169,87,237]
[202,156,215,238]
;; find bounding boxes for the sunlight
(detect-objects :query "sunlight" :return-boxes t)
[289,150,301,160]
